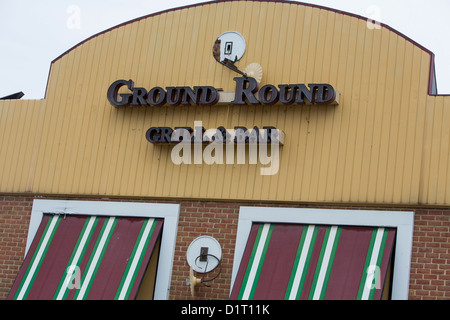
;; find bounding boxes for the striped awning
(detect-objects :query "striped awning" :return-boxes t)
[8,214,163,300]
[230,223,396,300]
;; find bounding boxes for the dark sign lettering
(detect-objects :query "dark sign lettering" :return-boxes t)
[107,80,219,107]
[145,126,283,144]
[107,78,338,107]
[232,78,336,105]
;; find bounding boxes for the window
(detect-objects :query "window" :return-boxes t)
[8,200,179,300]
[230,207,414,300]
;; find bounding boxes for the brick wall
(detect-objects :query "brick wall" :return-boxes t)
[0,196,33,299]
[409,209,450,299]
[170,201,240,300]
[0,195,449,300]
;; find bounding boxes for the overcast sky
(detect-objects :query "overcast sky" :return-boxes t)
[1,0,449,99]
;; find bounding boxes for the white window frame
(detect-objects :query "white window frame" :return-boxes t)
[231,207,414,300]
[26,199,180,300]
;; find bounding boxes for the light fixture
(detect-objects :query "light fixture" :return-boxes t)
[186,236,222,297]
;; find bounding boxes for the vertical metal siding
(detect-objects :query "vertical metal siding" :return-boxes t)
[421,96,450,204]
[0,100,46,192]
[0,1,449,205]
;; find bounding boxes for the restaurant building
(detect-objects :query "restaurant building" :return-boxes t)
[1,0,449,300]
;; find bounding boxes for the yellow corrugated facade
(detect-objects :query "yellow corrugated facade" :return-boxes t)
[0,0,449,206]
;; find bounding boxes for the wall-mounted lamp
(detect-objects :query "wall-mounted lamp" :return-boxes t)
[186,236,222,297]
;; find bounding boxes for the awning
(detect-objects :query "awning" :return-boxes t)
[8,214,163,300]
[230,223,396,300]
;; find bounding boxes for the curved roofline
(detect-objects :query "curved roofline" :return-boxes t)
[45,0,442,97]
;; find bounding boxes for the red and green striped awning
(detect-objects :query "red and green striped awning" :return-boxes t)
[8,214,163,300]
[230,223,396,300]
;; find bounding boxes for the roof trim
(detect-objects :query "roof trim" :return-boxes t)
[0,91,24,100]
[45,0,443,97]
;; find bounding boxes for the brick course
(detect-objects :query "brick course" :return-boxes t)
[170,201,239,300]
[0,195,448,300]
[409,210,450,299]
[0,196,32,299]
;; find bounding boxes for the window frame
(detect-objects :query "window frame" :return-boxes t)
[231,207,414,300]
[26,199,180,300]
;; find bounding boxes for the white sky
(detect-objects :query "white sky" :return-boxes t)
[1,0,449,99]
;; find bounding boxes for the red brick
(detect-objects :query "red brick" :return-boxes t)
[1,196,449,300]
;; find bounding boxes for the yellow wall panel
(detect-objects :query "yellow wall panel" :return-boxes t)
[0,100,46,192]
[421,96,450,205]
[1,1,449,206]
